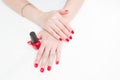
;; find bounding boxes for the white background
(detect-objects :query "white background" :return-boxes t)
[0,0,120,80]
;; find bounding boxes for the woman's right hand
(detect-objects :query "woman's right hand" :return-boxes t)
[34,30,62,72]
[36,10,74,42]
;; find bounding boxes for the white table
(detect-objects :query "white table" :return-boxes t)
[0,0,120,80]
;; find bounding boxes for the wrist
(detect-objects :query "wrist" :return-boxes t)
[22,3,44,24]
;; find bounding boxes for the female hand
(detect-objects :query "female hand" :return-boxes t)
[36,10,74,42]
[34,30,62,72]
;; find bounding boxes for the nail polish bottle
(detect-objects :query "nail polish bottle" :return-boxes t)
[27,31,41,50]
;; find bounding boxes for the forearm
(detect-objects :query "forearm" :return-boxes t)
[63,0,84,21]
[3,0,43,23]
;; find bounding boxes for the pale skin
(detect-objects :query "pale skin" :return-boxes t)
[3,0,84,72]
[36,31,62,72]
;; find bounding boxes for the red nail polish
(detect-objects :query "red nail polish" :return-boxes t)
[65,10,68,12]
[47,66,51,71]
[59,38,63,41]
[69,36,72,39]
[34,63,38,68]
[66,38,69,42]
[56,61,59,65]
[65,10,69,14]
[40,68,44,73]
[71,30,74,34]
[27,32,41,50]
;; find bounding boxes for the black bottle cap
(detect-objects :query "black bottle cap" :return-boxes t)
[30,31,38,43]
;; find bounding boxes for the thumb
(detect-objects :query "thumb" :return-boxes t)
[59,9,69,15]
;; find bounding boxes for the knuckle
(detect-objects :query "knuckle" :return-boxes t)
[46,20,52,24]
[51,16,57,20]
[42,40,47,45]
[50,53,55,57]
[41,62,45,66]
[51,14,59,20]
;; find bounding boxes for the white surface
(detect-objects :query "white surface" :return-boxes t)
[0,0,120,80]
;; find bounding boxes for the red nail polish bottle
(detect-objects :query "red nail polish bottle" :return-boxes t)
[27,31,41,50]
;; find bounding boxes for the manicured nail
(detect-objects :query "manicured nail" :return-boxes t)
[56,61,59,65]
[34,63,38,68]
[47,66,52,71]
[71,30,74,34]
[59,38,63,41]
[40,68,44,73]
[69,36,72,39]
[66,38,69,42]
[65,10,69,13]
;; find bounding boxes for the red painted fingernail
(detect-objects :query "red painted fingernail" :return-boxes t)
[34,63,38,68]
[56,61,59,65]
[65,10,69,13]
[59,38,63,41]
[40,68,44,73]
[66,38,69,42]
[71,30,74,34]
[47,66,52,71]
[69,36,72,39]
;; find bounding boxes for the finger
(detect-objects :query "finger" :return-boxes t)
[47,48,56,71]
[50,23,68,41]
[46,27,62,41]
[40,45,51,73]
[34,42,45,68]
[58,16,74,34]
[59,9,69,15]
[54,20,72,40]
[55,43,62,65]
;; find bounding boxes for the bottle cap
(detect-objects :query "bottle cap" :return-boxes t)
[30,31,38,43]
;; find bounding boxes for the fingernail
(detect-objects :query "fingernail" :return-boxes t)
[69,36,72,39]
[59,38,63,41]
[71,30,74,34]
[47,66,52,71]
[56,61,59,65]
[34,63,38,68]
[66,38,69,42]
[65,10,69,13]
[40,68,44,73]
